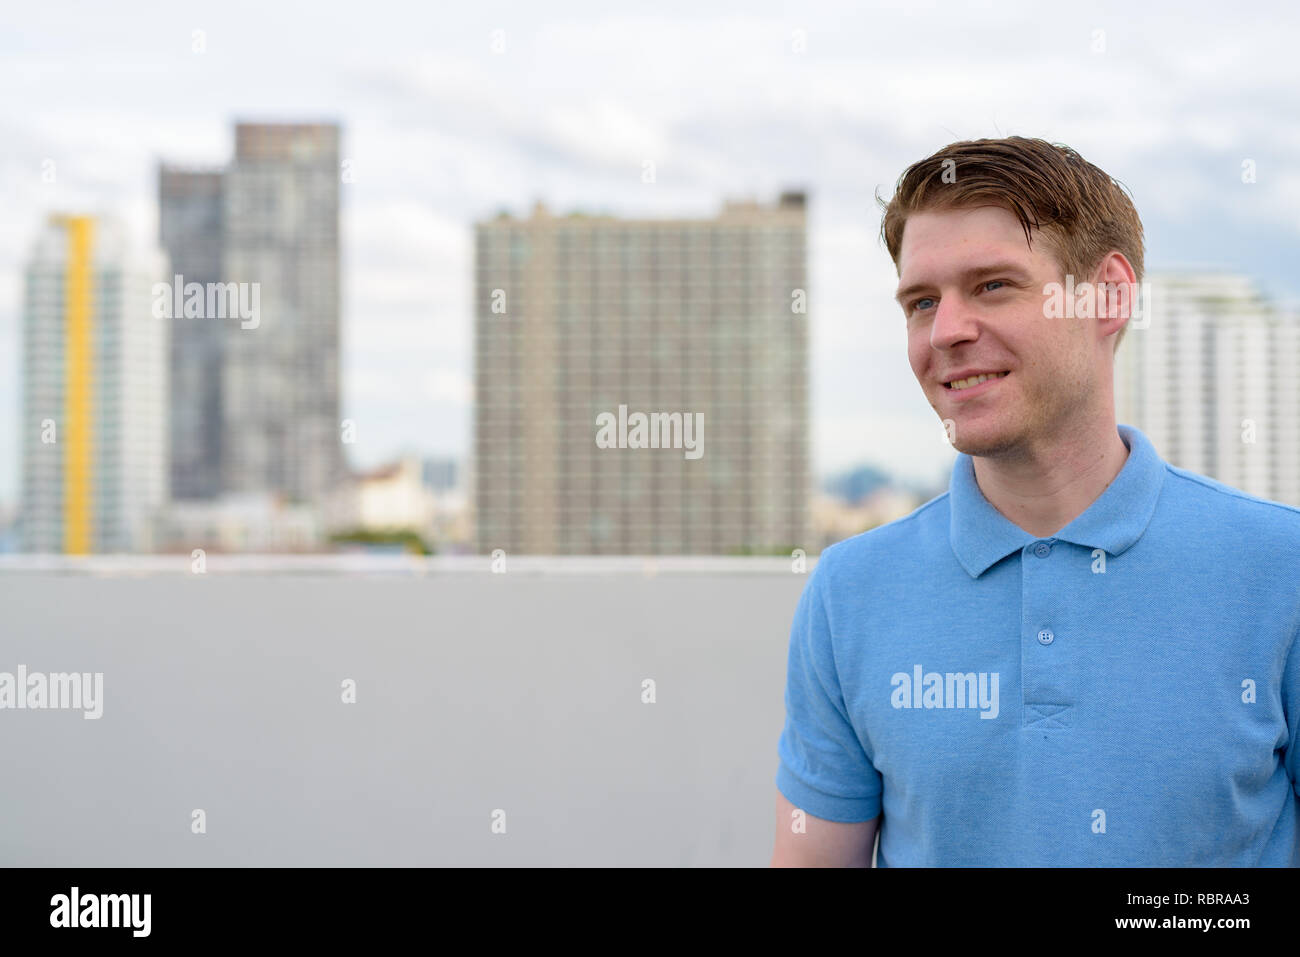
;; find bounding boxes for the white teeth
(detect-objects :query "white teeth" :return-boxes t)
[948,371,1007,391]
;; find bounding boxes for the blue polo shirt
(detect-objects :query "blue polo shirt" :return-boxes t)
[776,423,1300,866]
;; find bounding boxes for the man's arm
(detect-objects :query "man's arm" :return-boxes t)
[770,790,878,867]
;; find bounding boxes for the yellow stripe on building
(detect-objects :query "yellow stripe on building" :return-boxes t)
[63,216,94,554]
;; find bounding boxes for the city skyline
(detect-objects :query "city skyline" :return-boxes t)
[3,2,1299,513]
[14,202,1297,554]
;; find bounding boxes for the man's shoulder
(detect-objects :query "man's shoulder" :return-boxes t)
[1161,463,1300,548]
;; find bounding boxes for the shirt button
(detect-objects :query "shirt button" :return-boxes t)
[1033,541,1052,558]
[1037,629,1055,645]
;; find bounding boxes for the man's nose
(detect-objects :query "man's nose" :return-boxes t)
[930,295,980,349]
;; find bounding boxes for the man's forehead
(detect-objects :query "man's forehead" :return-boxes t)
[897,207,1040,275]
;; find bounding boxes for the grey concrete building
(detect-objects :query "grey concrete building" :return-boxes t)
[473,192,811,555]
[159,122,343,505]
[159,166,224,500]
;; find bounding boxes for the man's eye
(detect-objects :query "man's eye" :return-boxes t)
[910,283,1005,313]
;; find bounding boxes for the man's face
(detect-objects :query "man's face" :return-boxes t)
[895,204,1097,459]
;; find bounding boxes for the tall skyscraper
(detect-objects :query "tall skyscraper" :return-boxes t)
[159,122,342,505]
[473,192,811,554]
[1115,272,1300,506]
[21,215,168,552]
[159,166,224,500]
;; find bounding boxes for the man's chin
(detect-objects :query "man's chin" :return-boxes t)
[945,423,1019,458]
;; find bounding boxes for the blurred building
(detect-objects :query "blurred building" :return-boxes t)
[20,215,168,552]
[321,455,470,552]
[151,493,321,553]
[474,192,811,554]
[424,455,471,549]
[159,121,343,505]
[0,505,16,553]
[1115,272,1300,506]
[159,166,224,500]
[812,487,922,553]
[352,458,435,530]
[422,456,459,494]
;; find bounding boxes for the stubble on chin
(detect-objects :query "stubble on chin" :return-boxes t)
[951,429,1022,459]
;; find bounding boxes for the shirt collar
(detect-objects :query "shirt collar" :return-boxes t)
[948,423,1166,578]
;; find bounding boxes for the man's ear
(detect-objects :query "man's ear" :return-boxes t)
[1091,252,1138,341]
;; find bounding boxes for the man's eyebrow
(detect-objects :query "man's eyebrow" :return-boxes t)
[894,262,1033,304]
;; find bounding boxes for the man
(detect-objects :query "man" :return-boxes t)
[771,136,1300,867]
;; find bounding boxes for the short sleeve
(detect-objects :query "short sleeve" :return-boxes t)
[776,552,882,822]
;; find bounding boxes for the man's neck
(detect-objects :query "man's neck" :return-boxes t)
[970,420,1131,539]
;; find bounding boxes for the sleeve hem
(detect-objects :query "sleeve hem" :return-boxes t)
[776,762,881,823]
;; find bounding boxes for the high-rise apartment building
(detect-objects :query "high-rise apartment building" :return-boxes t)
[159,166,224,500]
[474,192,811,554]
[21,215,168,552]
[159,122,342,505]
[1115,272,1300,506]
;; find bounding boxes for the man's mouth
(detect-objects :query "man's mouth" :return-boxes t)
[944,371,1009,391]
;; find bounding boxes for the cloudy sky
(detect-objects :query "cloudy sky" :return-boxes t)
[2,0,1298,507]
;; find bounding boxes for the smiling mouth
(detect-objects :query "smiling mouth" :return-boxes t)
[944,371,1009,391]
